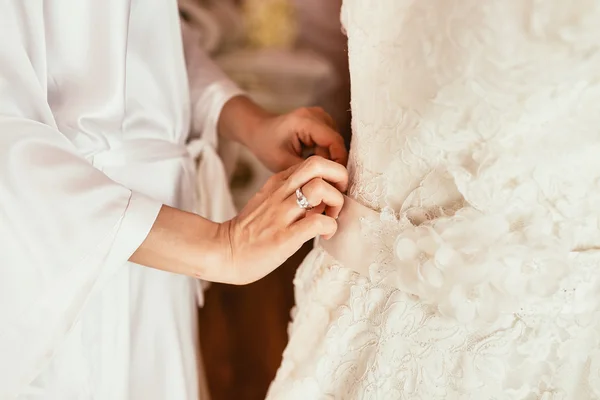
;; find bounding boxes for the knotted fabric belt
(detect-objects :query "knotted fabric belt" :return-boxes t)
[319,195,600,322]
[89,137,236,306]
[318,195,380,277]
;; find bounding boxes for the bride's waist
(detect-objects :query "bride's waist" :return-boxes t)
[348,165,600,249]
[319,195,600,321]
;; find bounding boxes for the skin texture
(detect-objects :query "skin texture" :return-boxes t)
[130,96,348,285]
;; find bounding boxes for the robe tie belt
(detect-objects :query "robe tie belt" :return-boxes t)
[89,137,237,306]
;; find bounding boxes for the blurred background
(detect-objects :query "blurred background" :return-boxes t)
[178,0,350,398]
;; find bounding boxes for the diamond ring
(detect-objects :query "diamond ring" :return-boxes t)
[295,188,313,210]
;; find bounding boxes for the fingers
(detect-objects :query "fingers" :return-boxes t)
[290,107,348,166]
[306,106,337,130]
[300,121,348,166]
[282,156,349,196]
[307,203,326,216]
[285,178,345,222]
[314,146,330,160]
[276,159,305,181]
[277,153,305,172]
[287,213,338,246]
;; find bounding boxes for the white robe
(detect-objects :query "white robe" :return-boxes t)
[0,1,242,398]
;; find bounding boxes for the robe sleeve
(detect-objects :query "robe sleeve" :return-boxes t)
[181,20,246,142]
[0,7,162,397]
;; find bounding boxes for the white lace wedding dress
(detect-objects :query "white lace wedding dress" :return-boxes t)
[267,1,600,399]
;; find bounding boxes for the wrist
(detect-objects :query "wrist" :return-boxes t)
[218,95,273,147]
[130,206,237,283]
[190,218,237,284]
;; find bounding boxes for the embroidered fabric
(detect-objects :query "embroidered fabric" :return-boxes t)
[267,0,600,398]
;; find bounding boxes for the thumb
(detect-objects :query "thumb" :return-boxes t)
[276,214,337,266]
[287,214,338,247]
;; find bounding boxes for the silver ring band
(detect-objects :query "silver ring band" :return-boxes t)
[295,188,313,210]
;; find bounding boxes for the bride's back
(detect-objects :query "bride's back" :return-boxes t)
[345,0,600,248]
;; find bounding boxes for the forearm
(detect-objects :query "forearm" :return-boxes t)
[130,205,234,283]
[217,95,273,146]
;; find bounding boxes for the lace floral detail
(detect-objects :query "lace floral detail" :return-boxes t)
[359,204,571,324]
[341,0,600,324]
[268,249,600,399]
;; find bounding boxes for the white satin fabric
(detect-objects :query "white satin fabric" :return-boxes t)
[0,1,242,398]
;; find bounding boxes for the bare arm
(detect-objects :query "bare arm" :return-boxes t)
[129,205,232,280]
[182,16,347,173]
[131,155,348,285]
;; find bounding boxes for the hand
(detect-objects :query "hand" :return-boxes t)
[133,102,348,285]
[130,156,347,284]
[218,156,348,284]
[247,106,348,172]
[218,96,348,172]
